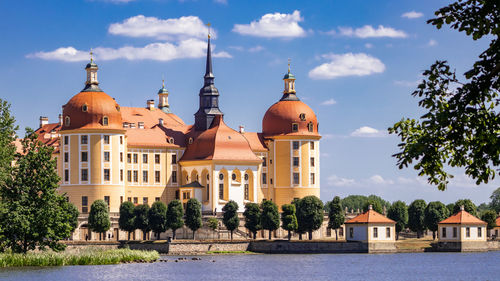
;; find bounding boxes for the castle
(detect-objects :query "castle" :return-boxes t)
[35,37,321,238]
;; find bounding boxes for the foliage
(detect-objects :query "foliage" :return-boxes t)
[446,203,455,215]
[222,200,239,241]
[389,0,500,190]
[387,201,408,239]
[480,210,497,230]
[0,130,77,253]
[490,187,500,213]
[207,217,218,231]
[453,199,477,216]
[185,198,202,239]
[119,201,136,240]
[0,248,159,267]
[88,200,111,237]
[424,201,449,239]
[342,195,390,214]
[362,199,383,214]
[243,203,261,239]
[296,196,324,240]
[408,199,427,238]
[148,201,167,239]
[260,200,280,240]
[292,198,306,239]
[281,204,298,240]
[477,203,490,214]
[327,196,344,240]
[166,200,184,240]
[0,99,17,188]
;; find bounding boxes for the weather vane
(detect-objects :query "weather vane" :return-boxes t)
[288,58,291,73]
[207,23,211,39]
[90,48,94,63]
[162,74,165,88]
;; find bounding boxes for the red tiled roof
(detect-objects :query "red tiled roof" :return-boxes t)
[120,107,186,129]
[262,100,320,138]
[439,210,487,225]
[345,209,395,224]
[242,132,267,152]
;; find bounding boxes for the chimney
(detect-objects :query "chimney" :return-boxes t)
[58,114,63,126]
[239,125,245,134]
[368,204,373,210]
[460,205,465,211]
[147,99,155,110]
[159,118,164,126]
[39,116,49,128]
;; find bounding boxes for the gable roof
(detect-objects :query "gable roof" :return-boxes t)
[345,209,395,224]
[439,210,487,225]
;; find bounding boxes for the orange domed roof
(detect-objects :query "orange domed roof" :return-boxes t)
[62,91,123,131]
[262,99,319,137]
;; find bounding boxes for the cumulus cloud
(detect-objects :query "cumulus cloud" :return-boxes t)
[327,175,356,187]
[232,10,306,38]
[108,15,212,40]
[308,53,385,80]
[27,39,231,62]
[402,11,424,19]
[320,98,337,105]
[368,175,394,185]
[339,25,407,38]
[350,126,387,137]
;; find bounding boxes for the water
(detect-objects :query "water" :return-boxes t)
[1,252,499,281]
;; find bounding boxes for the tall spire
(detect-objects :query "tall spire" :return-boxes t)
[204,23,214,85]
[82,50,103,92]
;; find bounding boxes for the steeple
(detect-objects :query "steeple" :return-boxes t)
[158,77,172,113]
[82,50,103,92]
[194,24,223,131]
[280,59,299,101]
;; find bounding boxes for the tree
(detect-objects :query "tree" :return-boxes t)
[453,199,477,217]
[166,200,184,240]
[367,195,391,213]
[0,99,17,188]
[119,201,136,240]
[362,200,383,214]
[327,196,344,240]
[185,198,202,239]
[389,1,500,191]
[88,200,111,241]
[490,187,500,213]
[387,201,408,240]
[207,217,218,231]
[481,210,497,236]
[424,201,449,240]
[260,200,280,240]
[292,198,307,240]
[296,196,324,240]
[222,200,239,241]
[408,199,427,238]
[148,201,167,239]
[446,203,455,215]
[281,204,298,241]
[243,203,261,239]
[477,203,490,214]
[0,130,77,253]
[134,204,150,240]
[341,195,368,212]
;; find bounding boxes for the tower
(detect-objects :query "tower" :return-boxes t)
[82,50,102,92]
[281,60,299,101]
[158,79,172,113]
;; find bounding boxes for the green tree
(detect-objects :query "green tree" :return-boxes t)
[389,0,500,191]
[148,201,167,239]
[0,99,17,188]
[281,204,298,241]
[134,204,150,240]
[88,200,111,241]
[296,196,324,240]
[327,196,344,240]
[119,201,136,240]
[362,200,383,214]
[207,217,218,231]
[0,130,77,253]
[367,195,391,212]
[185,198,202,239]
[446,203,455,215]
[166,200,184,240]
[424,201,449,240]
[341,195,368,212]
[292,198,307,240]
[490,187,500,213]
[243,203,261,239]
[453,199,477,217]
[260,200,280,240]
[477,203,490,214]
[387,201,408,240]
[481,210,497,236]
[408,199,427,238]
[222,200,239,241]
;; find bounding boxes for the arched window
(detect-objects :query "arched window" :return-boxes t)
[103,116,109,126]
[244,174,249,181]
[308,122,314,132]
[188,138,193,144]
[219,173,224,180]
[299,113,306,121]
[64,116,70,127]
[232,173,236,181]
[82,104,88,112]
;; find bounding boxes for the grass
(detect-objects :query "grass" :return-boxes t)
[396,238,434,251]
[0,248,159,267]
[205,250,255,254]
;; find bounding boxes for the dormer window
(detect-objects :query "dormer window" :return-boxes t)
[299,113,306,121]
[308,122,314,132]
[138,122,144,129]
[103,116,109,126]
[168,138,174,144]
[123,122,129,128]
[188,137,193,144]
[64,116,70,127]
[292,123,299,132]
[82,104,88,112]
[116,105,120,112]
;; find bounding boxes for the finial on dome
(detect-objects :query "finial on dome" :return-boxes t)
[162,74,165,88]
[288,58,291,73]
[207,22,211,39]
[90,49,94,63]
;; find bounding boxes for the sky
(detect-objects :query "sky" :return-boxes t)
[0,0,497,205]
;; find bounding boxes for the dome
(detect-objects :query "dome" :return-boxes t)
[61,91,123,131]
[262,100,319,137]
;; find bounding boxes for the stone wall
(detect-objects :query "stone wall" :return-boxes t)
[436,241,489,252]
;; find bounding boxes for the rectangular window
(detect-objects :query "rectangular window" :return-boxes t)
[64,136,69,145]
[175,190,180,200]
[310,141,315,150]
[292,141,299,150]
[443,227,447,238]
[172,154,177,164]
[64,152,69,163]
[183,192,190,200]
[127,170,132,182]
[133,154,138,164]
[339,228,344,237]
[143,171,148,183]
[155,154,160,164]
[244,184,249,200]
[453,227,457,238]
[142,154,148,164]
[127,153,131,163]
[120,169,123,181]
[103,135,110,144]
[326,228,332,237]
[155,171,160,183]
[373,227,378,238]
[104,151,110,162]
[478,227,482,238]
[349,227,353,238]
[310,157,315,167]
[143,197,148,205]
[133,197,138,204]
[81,135,88,144]
[310,173,315,185]
[119,136,123,145]
[291,123,298,132]
[81,169,88,181]
[155,197,160,202]
[293,157,299,167]
[262,157,267,167]
[82,196,88,213]
[81,151,88,162]
[219,183,224,200]
[262,173,267,184]
[104,196,110,206]
[206,184,210,200]
[64,169,69,182]
[293,173,300,185]
[133,170,138,182]
[127,197,131,202]
[466,227,470,238]
[120,196,123,204]
[172,171,177,183]
[386,227,391,238]
[103,169,110,181]
[120,152,123,163]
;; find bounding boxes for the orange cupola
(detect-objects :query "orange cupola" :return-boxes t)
[262,63,319,137]
[61,56,123,131]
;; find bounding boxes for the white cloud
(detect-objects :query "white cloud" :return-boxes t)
[308,53,385,80]
[368,175,394,185]
[108,15,212,40]
[320,98,337,105]
[365,43,373,49]
[27,39,232,62]
[427,39,438,47]
[248,45,264,52]
[394,79,421,87]
[320,30,336,36]
[350,126,387,137]
[339,25,407,38]
[327,175,356,187]
[402,11,424,19]
[232,10,306,38]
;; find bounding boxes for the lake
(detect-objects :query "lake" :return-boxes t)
[1,252,499,280]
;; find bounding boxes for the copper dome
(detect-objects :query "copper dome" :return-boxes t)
[61,91,123,130]
[262,100,319,137]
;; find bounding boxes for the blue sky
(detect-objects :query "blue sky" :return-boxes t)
[0,0,497,205]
